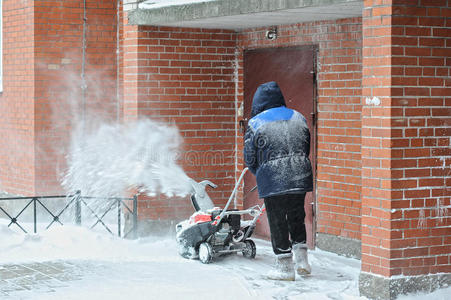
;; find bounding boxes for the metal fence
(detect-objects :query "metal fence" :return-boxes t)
[0,191,138,239]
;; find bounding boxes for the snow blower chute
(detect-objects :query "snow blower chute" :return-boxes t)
[175,168,264,264]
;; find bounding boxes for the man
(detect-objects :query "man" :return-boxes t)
[244,81,313,281]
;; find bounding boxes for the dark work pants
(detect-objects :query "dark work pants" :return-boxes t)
[264,193,307,255]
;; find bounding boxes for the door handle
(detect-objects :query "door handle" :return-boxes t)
[310,113,316,125]
[239,119,248,134]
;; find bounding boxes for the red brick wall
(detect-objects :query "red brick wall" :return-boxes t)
[361,0,450,277]
[361,1,393,277]
[390,2,451,275]
[122,21,238,220]
[0,0,36,195]
[122,17,364,227]
[0,0,119,195]
[33,0,119,195]
[237,17,363,240]
[117,1,124,121]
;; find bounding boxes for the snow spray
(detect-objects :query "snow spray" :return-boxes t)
[62,119,192,203]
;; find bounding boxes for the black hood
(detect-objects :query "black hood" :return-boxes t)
[251,81,286,117]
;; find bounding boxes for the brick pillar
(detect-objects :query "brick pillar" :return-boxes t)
[0,0,36,195]
[360,1,450,299]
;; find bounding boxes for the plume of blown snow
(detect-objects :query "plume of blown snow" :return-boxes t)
[62,119,191,200]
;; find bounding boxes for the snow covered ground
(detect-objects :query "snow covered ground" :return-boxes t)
[0,221,449,300]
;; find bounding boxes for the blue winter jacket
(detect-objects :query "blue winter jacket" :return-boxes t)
[244,81,313,199]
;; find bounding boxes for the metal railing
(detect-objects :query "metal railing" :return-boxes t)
[0,191,138,239]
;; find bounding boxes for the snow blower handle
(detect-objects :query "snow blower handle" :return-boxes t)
[243,203,265,240]
[213,168,248,226]
[199,180,217,189]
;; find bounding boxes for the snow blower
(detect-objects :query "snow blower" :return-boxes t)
[175,168,264,264]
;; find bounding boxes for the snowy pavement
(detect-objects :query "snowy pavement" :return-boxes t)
[0,224,449,300]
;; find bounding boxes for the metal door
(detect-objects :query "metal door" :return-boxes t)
[243,46,316,248]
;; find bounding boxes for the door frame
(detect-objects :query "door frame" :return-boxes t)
[242,45,319,248]
[311,45,318,249]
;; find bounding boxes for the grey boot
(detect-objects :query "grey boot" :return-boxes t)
[266,253,295,281]
[293,243,311,275]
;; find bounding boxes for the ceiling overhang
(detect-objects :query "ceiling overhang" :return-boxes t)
[126,0,363,30]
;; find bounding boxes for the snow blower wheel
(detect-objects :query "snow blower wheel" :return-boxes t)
[199,242,213,264]
[242,239,256,259]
